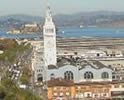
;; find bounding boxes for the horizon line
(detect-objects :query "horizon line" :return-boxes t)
[0,10,124,17]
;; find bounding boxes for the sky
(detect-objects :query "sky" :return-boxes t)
[0,0,124,16]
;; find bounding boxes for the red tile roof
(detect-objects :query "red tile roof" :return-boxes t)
[48,78,74,87]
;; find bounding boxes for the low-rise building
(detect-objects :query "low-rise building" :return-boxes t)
[81,50,106,58]
[48,79,124,100]
[75,82,111,99]
[7,29,21,34]
[24,23,38,28]
[48,79,75,100]
[110,82,124,99]
[106,49,123,57]
[47,61,113,83]
[48,79,112,100]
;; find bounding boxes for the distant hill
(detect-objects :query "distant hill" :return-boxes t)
[0,15,44,30]
[0,11,124,27]
[0,15,43,23]
[96,19,124,28]
[54,11,124,27]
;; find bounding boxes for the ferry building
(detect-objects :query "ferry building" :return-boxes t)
[29,2,124,100]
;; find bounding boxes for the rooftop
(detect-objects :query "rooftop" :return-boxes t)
[48,57,110,70]
[48,78,74,87]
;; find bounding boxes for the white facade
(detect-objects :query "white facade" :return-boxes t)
[111,84,124,91]
[47,64,113,83]
[43,6,57,66]
[47,65,79,83]
[81,50,106,58]
[31,41,45,82]
[106,49,123,57]
[24,23,38,28]
[31,5,57,83]
[79,65,112,82]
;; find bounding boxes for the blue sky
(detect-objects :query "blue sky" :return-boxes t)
[0,0,124,16]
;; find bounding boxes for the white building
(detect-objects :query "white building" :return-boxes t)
[47,63,113,83]
[79,65,112,82]
[47,65,79,83]
[31,41,45,82]
[81,50,106,58]
[30,4,57,83]
[106,49,123,57]
[43,6,57,66]
[24,23,38,28]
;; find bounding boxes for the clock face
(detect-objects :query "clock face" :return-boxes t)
[45,29,54,33]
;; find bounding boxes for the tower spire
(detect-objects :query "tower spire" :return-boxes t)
[46,5,52,17]
[45,0,53,23]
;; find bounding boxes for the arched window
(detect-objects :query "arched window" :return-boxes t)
[37,74,43,82]
[64,71,74,81]
[50,73,55,80]
[84,71,94,79]
[102,72,109,79]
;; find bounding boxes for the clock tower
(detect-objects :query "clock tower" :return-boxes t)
[43,5,57,67]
